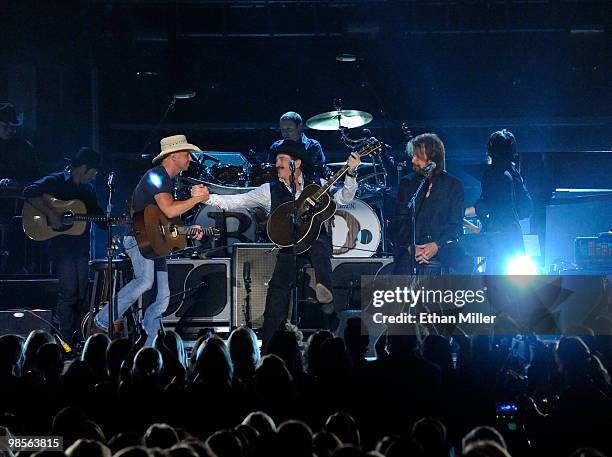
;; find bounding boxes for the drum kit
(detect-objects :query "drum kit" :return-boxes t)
[176,108,391,257]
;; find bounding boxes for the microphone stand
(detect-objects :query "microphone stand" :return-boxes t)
[289,162,299,327]
[243,263,252,329]
[106,175,116,337]
[407,175,428,275]
[138,92,195,157]
[139,97,177,157]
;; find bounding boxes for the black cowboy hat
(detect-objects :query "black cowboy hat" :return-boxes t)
[0,102,23,126]
[273,140,314,171]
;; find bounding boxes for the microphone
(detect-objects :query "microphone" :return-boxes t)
[107,172,115,188]
[173,91,196,100]
[422,162,436,175]
[289,160,296,172]
[243,261,251,282]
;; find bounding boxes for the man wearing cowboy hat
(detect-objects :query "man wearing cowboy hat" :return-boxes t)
[201,139,360,352]
[23,147,106,343]
[0,101,39,186]
[94,135,209,345]
[0,102,40,273]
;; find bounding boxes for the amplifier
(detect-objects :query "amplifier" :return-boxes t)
[233,244,277,329]
[575,236,612,267]
[0,309,52,337]
[299,257,395,330]
[143,259,232,333]
[232,243,394,330]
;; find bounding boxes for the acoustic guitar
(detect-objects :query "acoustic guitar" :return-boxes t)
[266,138,382,254]
[133,204,219,259]
[22,194,126,241]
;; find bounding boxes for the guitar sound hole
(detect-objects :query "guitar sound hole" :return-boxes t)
[358,229,373,244]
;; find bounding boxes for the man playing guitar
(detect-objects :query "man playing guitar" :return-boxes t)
[94,135,208,345]
[23,147,105,344]
[201,140,360,352]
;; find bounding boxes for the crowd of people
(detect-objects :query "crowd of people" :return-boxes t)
[2,319,612,457]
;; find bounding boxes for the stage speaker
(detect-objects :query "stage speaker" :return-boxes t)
[0,309,52,337]
[0,279,58,309]
[232,244,394,330]
[330,257,395,311]
[233,243,278,329]
[299,257,395,330]
[154,259,231,331]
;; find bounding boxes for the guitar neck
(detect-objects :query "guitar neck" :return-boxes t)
[176,226,215,236]
[313,165,350,199]
[72,214,125,223]
[312,139,382,201]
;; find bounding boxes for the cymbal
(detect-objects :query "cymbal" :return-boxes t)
[306,110,373,131]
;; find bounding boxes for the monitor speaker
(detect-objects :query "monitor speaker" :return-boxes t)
[0,309,52,337]
[143,259,231,331]
[299,257,395,329]
[232,246,394,330]
[233,243,278,329]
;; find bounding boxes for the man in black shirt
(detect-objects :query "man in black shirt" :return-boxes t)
[393,133,466,274]
[94,135,208,345]
[268,111,326,177]
[0,102,40,273]
[0,102,39,185]
[23,147,104,342]
[465,129,533,273]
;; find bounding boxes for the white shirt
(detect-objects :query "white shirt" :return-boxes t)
[206,174,357,213]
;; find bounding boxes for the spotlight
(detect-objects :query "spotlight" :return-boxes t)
[506,256,538,276]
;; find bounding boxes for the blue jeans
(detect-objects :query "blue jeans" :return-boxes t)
[95,235,169,346]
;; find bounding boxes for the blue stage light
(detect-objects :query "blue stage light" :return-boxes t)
[506,255,538,275]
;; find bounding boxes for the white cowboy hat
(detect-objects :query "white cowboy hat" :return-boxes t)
[152,134,201,163]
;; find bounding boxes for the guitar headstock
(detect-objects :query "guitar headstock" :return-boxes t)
[355,137,382,160]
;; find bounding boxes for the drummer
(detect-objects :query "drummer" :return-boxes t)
[268,111,326,177]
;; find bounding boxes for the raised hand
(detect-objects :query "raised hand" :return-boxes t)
[346,152,361,172]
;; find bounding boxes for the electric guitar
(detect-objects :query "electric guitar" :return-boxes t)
[266,138,382,254]
[22,194,126,241]
[133,204,219,259]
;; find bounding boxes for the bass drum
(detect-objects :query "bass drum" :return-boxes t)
[193,205,257,246]
[332,199,381,258]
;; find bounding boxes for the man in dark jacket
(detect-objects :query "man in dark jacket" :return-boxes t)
[393,133,466,274]
[466,129,533,274]
[23,148,105,342]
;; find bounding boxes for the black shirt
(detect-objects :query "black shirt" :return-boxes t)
[22,169,104,254]
[474,163,532,234]
[0,136,39,181]
[393,171,464,250]
[132,165,174,212]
